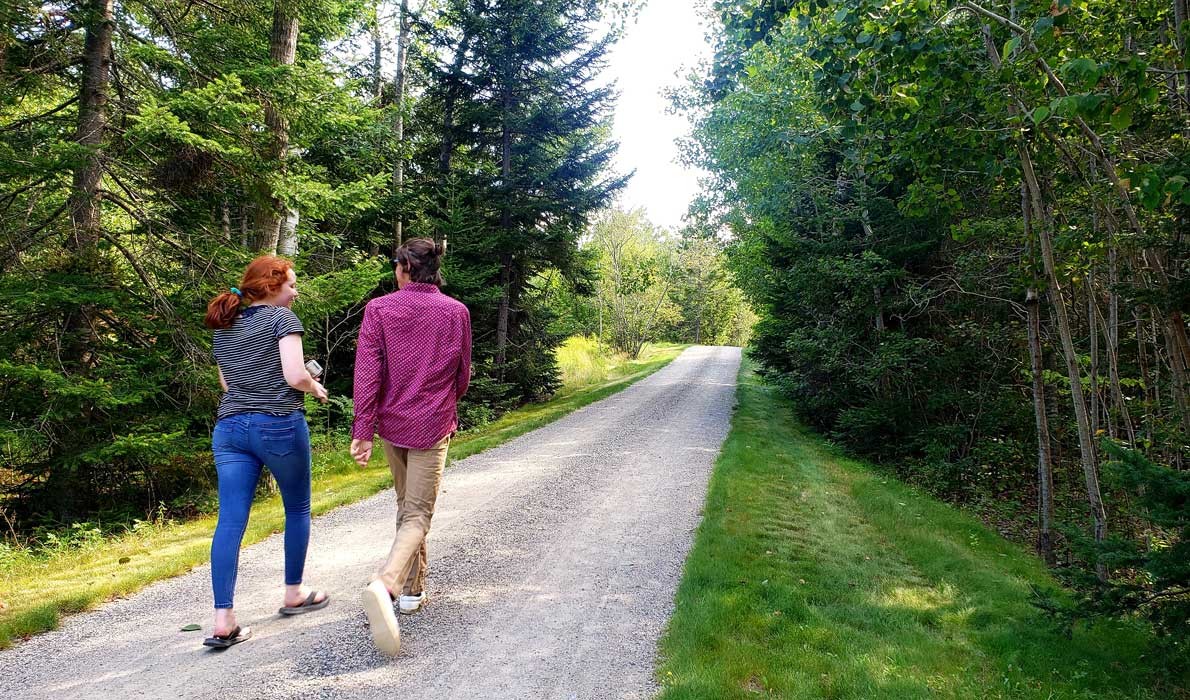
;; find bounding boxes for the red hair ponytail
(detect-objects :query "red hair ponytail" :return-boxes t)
[204,255,294,329]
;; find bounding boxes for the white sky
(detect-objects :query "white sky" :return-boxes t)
[602,0,712,232]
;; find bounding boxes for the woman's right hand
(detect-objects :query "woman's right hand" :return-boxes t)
[310,379,329,403]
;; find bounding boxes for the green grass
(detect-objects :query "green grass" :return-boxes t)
[0,340,686,648]
[657,360,1182,700]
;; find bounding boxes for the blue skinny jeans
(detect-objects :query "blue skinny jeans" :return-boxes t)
[210,410,312,609]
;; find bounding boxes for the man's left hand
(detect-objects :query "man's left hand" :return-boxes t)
[350,439,373,468]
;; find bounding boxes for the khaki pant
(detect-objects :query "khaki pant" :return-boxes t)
[376,435,449,596]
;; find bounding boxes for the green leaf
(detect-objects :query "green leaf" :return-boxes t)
[1031,106,1051,124]
[834,7,849,23]
[851,99,865,113]
[1110,105,1133,131]
[1060,58,1101,90]
[180,624,202,632]
[1051,95,1080,116]
[1078,94,1105,114]
[1003,37,1020,58]
[1032,16,1054,38]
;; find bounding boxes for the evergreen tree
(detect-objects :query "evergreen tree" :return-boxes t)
[410,0,626,405]
[0,0,632,523]
[0,0,387,520]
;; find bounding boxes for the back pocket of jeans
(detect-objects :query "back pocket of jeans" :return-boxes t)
[260,427,295,458]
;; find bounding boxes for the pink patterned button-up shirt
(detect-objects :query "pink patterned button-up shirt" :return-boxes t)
[351,282,472,448]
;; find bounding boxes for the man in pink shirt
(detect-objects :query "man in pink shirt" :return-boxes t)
[350,237,471,656]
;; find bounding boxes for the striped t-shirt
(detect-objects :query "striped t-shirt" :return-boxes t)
[213,305,305,421]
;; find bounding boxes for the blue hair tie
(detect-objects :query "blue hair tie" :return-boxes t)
[230,287,242,297]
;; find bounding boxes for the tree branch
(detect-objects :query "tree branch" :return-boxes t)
[0,96,79,133]
[98,230,207,363]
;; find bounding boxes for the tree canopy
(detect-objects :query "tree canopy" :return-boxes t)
[682,0,1189,651]
[0,0,632,523]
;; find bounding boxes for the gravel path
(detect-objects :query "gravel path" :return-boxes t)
[0,346,741,699]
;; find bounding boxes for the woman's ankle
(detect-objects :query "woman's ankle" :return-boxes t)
[213,608,236,631]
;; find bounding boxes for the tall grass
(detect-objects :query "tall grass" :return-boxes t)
[556,335,681,393]
[556,335,614,391]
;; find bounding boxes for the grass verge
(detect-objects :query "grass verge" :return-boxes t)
[656,359,1181,700]
[0,341,686,648]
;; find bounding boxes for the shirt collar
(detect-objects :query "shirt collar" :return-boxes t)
[401,282,440,294]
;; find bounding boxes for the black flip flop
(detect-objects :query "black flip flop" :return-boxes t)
[203,625,252,649]
[278,591,330,615]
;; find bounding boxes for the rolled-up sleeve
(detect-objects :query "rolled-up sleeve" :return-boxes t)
[351,302,384,441]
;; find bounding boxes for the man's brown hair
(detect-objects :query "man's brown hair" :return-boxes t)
[393,238,446,286]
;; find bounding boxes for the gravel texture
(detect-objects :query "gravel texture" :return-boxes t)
[0,345,741,699]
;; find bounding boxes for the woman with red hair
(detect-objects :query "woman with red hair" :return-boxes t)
[201,256,330,648]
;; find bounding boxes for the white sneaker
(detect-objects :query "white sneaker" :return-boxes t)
[399,592,427,615]
[361,580,400,655]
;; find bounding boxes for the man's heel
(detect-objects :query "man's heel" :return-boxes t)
[361,580,401,655]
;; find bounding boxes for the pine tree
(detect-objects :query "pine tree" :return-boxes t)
[411,0,625,404]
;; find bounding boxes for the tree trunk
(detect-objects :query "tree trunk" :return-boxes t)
[860,206,884,333]
[1088,269,1101,442]
[1137,309,1154,444]
[1164,310,1190,436]
[221,198,231,241]
[69,0,114,257]
[495,253,512,367]
[1106,235,1136,442]
[50,0,114,516]
[436,31,472,225]
[1169,0,1189,109]
[1152,314,1163,438]
[370,3,383,100]
[1178,0,1190,109]
[258,2,299,254]
[1022,183,1056,566]
[240,203,250,248]
[65,0,114,370]
[597,296,603,348]
[1162,6,1190,393]
[495,81,513,367]
[1020,142,1108,561]
[365,0,385,252]
[1028,288,1056,565]
[278,207,300,256]
[392,0,410,251]
[440,33,471,191]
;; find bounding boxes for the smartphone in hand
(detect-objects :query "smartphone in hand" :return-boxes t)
[305,359,323,379]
